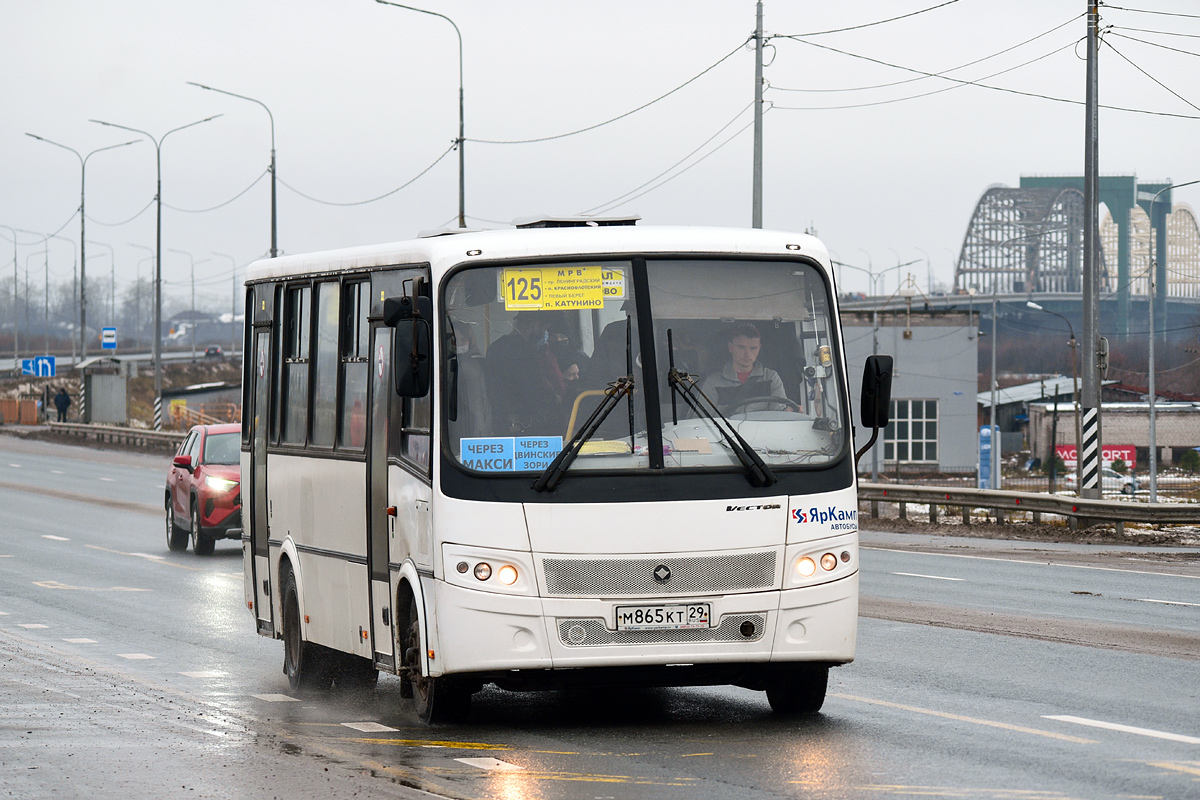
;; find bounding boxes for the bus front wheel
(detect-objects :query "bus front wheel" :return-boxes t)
[404,604,470,723]
[765,665,829,715]
[282,568,331,692]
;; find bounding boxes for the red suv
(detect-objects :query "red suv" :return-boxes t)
[166,423,242,555]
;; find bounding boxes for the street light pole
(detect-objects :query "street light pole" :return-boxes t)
[752,0,764,229]
[187,83,278,257]
[1027,301,1081,492]
[25,134,139,359]
[376,0,466,227]
[91,115,221,429]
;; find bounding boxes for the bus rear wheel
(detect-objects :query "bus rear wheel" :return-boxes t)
[765,665,829,715]
[282,569,331,692]
[404,604,470,723]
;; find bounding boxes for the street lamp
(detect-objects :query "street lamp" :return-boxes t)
[187,83,278,257]
[90,114,222,429]
[1027,301,1081,493]
[1146,180,1200,502]
[25,134,139,359]
[376,0,466,228]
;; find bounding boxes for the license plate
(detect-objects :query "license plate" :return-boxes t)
[615,603,710,631]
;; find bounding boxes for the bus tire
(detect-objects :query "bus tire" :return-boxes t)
[282,568,331,692]
[765,665,828,715]
[405,604,470,723]
[191,503,215,556]
[166,496,188,552]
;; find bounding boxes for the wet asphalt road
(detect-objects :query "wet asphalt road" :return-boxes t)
[1,435,1199,800]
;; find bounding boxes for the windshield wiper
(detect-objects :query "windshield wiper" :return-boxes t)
[533,376,636,493]
[667,368,777,488]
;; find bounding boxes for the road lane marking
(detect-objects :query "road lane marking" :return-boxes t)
[7,463,21,468]
[0,555,12,558]
[892,572,964,582]
[831,694,1097,744]
[42,535,70,541]
[49,469,64,475]
[456,757,523,771]
[1137,598,1200,607]
[252,693,299,702]
[1147,761,1200,778]
[180,670,224,678]
[1043,715,1200,744]
[33,580,150,592]
[99,477,116,482]
[63,638,96,644]
[865,546,1200,581]
[0,479,159,516]
[346,737,510,750]
[341,722,399,733]
[17,624,49,629]
[680,753,714,757]
[117,653,155,660]
[129,553,165,560]
[85,544,203,571]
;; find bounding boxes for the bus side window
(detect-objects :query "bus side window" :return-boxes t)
[339,281,369,449]
[401,393,431,473]
[281,284,311,445]
[310,281,340,448]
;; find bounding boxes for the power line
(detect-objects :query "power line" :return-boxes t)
[1109,31,1200,60]
[771,13,1081,94]
[779,0,963,37]
[163,167,270,213]
[87,196,155,227]
[581,102,755,215]
[1111,25,1200,42]
[769,35,1200,120]
[277,144,455,206]
[1104,39,1200,114]
[1104,4,1200,21]
[771,40,1076,111]
[468,40,748,145]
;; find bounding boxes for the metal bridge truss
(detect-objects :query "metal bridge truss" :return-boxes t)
[954,186,1108,295]
[1101,203,1200,299]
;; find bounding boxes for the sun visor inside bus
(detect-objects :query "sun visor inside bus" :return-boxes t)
[648,261,815,321]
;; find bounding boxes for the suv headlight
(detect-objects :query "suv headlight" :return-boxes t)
[205,476,238,492]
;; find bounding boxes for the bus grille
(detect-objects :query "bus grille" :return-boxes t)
[557,614,766,646]
[542,551,777,597]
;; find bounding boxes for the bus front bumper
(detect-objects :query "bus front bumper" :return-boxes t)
[428,572,857,679]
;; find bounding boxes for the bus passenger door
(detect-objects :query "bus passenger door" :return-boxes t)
[367,325,394,666]
[250,327,274,635]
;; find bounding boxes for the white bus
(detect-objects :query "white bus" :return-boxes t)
[241,218,891,722]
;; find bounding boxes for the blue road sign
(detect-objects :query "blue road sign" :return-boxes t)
[101,327,117,350]
[21,356,56,377]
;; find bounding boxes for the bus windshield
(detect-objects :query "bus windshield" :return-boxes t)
[443,258,846,476]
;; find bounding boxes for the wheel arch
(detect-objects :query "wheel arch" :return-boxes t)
[277,538,305,639]
[394,561,432,678]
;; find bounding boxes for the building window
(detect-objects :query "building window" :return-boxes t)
[884,399,938,463]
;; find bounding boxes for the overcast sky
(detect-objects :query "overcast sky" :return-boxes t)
[4,0,1200,310]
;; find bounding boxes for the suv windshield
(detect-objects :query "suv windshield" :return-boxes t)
[443,258,846,476]
[203,432,240,466]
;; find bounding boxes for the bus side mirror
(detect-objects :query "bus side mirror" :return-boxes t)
[394,318,431,397]
[860,354,893,428]
[855,355,893,467]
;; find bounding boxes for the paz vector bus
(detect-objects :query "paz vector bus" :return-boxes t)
[240,217,892,722]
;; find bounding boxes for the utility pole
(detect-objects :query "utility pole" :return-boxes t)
[1079,1,1103,499]
[752,0,764,229]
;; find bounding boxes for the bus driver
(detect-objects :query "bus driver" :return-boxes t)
[700,323,794,413]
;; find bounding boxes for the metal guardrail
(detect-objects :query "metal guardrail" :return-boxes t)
[859,482,1200,532]
[47,422,186,449]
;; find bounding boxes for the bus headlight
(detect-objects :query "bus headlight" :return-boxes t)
[821,553,838,571]
[796,557,817,578]
[497,565,518,586]
[473,562,492,581]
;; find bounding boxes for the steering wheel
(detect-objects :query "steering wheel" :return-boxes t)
[725,395,801,413]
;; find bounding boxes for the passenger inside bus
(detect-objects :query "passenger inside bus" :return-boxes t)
[482,310,566,437]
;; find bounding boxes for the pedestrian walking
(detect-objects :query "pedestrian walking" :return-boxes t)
[53,388,71,423]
